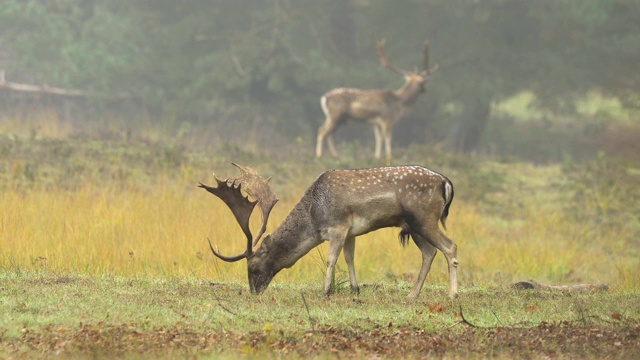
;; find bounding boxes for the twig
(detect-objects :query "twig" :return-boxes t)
[213,295,237,316]
[300,292,316,331]
[490,309,504,327]
[459,306,477,328]
[443,306,479,330]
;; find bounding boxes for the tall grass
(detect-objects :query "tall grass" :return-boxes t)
[1,110,637,292]
[2,178,637,291]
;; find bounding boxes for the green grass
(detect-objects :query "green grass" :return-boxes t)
[1,271,639,358]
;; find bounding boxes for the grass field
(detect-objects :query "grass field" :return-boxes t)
[2,273,639,358]
[1,115,639,358]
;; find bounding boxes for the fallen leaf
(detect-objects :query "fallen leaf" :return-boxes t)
[525,305,540,313]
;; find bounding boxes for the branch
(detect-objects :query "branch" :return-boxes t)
[512,280,608,292]
[444,306,479,330]
[458,306,477,328]
[300,292,316,331]
[211,292,237,316]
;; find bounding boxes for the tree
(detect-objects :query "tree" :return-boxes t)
[1,0,638,154]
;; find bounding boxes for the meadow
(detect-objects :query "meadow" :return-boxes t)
[1,113,639,358]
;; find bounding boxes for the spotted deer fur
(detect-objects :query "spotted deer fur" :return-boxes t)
[201,164,458,298]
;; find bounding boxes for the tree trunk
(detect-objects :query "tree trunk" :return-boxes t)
[450,97,491,152]
[329,0,356,60]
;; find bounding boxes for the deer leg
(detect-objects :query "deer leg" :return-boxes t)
[407,232,438,299]
[373,124,383,159]
[324,228,348,295]
[327,134,339,157]
[381,122,394,165]
[342,236,359,294]
[317,119,340,158]
[317,118,336,158]
[316,124,327,158]
[421,228,458,298]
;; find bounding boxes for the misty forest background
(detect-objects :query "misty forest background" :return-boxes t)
[0,0,638,159]
[1,0,639,264]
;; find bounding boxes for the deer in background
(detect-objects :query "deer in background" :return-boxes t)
[199,163,458,298]
[316,39,439,164]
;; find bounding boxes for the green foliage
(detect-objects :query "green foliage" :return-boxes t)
[0,1,142,91]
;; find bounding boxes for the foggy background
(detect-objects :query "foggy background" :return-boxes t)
[0,0,638,163]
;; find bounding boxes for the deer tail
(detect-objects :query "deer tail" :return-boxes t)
[398,229,411,247]
[440,179,454,231]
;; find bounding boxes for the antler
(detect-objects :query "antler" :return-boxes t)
[376,39,412,76]
[199,178,256,262]
[230,163,279,246]
[422,40,439,76]
[199,163,279,262]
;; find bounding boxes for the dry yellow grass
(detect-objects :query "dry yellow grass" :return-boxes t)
[2,177,638,291]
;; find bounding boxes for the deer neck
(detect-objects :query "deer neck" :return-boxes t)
[394,80,423,107]
[253,190,322,274]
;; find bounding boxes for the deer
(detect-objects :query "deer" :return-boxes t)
[316,39,439,164]
[199,163,459,298]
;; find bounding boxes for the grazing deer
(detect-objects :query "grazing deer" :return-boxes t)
[199,163,458,298]
[316,39,439,164]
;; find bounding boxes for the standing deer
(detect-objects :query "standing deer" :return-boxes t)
[199,163,458,298]
[316,39,439,164]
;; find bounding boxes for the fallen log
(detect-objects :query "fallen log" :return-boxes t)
[0,70,85,96]
[512,280,608,292]
[0,70,129,98]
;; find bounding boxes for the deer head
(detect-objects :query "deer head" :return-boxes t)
[198,163,279,293]
[376,38,439,94]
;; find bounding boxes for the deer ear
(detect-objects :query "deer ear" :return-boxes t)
[254,234,271,253]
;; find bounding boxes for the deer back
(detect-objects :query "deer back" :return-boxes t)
[323,87,403,121]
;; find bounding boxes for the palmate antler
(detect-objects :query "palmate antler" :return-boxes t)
[230,163,279,246]
[198,163,279,262]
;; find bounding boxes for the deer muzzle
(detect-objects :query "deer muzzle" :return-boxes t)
[248,266,274,294]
